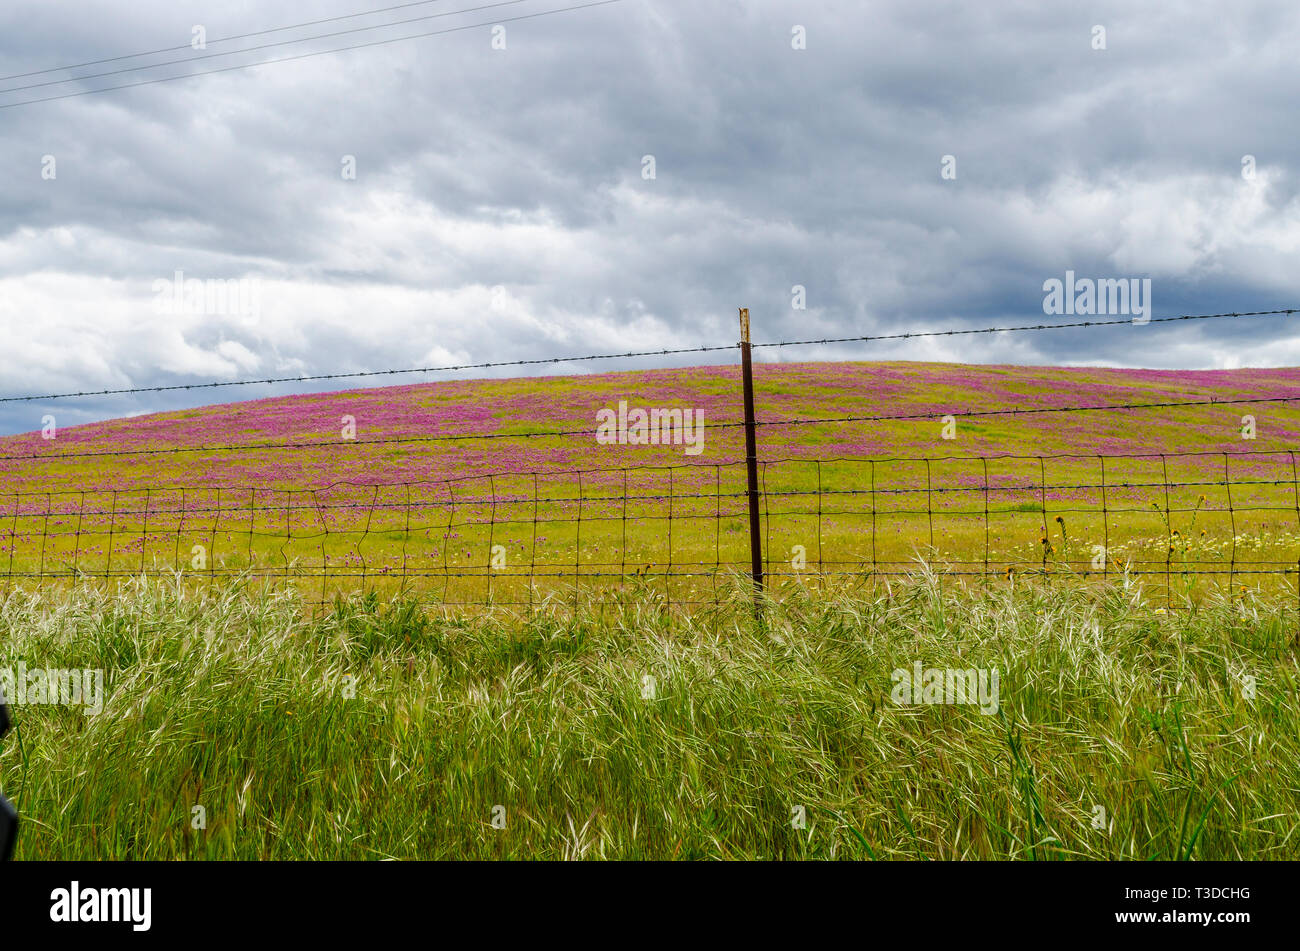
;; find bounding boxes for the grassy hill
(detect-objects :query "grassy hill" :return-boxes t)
[1,361,1298,605]
[4,360,1299,490]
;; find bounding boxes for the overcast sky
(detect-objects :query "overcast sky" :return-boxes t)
[2,0,1299,434]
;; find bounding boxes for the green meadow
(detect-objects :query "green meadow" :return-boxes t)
[1,574,1296,860]
[2,361,1299,860]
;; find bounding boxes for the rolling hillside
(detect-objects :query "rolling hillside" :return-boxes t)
[2,361,1298,606]
[3,360,1298,491]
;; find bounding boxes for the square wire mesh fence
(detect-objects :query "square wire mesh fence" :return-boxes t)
[0,450,1297,614]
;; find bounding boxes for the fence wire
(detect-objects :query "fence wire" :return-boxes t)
[3,450,1298,612]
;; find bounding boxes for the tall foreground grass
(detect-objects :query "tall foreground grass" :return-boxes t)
[1,573,1297,859]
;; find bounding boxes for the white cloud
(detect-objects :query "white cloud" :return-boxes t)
[1,0,1299,431]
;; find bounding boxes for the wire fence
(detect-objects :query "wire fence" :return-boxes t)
[3,449,1299,611]
[2,306,1298,611]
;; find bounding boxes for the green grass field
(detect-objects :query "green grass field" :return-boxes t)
[3,360,1299,860]
[2,573,1297,859]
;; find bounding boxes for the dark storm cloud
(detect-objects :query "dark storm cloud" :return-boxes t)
[2,0,1299,434]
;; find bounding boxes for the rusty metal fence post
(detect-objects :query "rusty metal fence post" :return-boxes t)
[739,308,764,614]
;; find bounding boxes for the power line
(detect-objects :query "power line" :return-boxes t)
[1,306,1291,405]
[0,0,529,95]
[1,393,1294,463]
[0,0,463,83]
[0,0,628,110]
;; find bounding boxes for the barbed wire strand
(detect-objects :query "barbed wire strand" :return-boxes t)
[3,307,1293,406]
